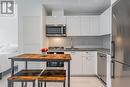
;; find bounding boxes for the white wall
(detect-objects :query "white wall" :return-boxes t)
[0,6,18,45]
[43,6,48,48]
[102,35,111,49]
[16,0,46,53]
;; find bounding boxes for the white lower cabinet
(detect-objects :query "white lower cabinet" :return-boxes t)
[65,51,97,76]
[82,51,97,75]
[70,51,82,75]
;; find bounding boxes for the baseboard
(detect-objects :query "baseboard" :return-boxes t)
[0,65,18,80]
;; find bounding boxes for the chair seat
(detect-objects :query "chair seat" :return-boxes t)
[38,76,66,81]
[8,76,37,81]
[8,69,42,81]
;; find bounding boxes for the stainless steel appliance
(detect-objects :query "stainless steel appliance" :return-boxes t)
[97,52,107,85]
[47,52,64,67]
[46,24,66,37]
[112,0,130,86]
[47,47,64,68]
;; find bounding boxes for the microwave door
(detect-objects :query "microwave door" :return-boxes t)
[46,26,66,36]
[47,27,61,34]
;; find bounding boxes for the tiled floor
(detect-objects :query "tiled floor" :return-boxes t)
[0,75,105,87]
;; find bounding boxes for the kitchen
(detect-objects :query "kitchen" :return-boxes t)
[0,0,128,87]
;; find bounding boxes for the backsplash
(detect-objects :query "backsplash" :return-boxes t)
[102,35,110,49]
[48,35,110,49]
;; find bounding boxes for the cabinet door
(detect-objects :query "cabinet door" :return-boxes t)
[46,16,66,25]
[69,51,82,75]
[89,16,100,35]
[100,7,111,35]
[82,51,97,75]
[80,16,90,36]
[87,51,97,75]
[82,52,89,75]
[66,16,81,36]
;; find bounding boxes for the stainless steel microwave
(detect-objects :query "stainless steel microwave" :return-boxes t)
[46,24,66,37]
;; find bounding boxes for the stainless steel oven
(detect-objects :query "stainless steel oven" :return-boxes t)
[46,24,66,37]
[47,52,64,68]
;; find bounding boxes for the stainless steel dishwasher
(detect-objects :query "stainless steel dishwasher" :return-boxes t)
[97,52,107,85]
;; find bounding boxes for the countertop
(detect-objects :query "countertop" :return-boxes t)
[48,48,110,54]
[9,54,71,61]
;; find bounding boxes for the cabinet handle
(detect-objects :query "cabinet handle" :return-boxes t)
[111,41,115,58]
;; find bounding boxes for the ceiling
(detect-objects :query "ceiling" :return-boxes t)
[43,0,111,15]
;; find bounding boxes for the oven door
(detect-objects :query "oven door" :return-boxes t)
[46,52,64,67]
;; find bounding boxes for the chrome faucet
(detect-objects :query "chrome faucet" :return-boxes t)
[70,37,74,48]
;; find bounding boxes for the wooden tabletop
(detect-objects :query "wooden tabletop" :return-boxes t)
[9,54,71,61]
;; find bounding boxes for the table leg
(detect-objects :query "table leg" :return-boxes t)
[11,59,14,76]
[63,81,65,87]
[33,81,35,87]
[10,60,14,87]
[44,81,46,87]
[25,61,28,87]
[25,61,28,70]
[38,81,40,87]
[41,82,42,87]
[22,82,24,87]
[68,61,70,87]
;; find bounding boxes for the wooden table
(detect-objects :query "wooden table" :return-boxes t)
[9,54,71,87]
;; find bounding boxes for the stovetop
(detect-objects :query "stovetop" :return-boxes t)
[48,47,64,50]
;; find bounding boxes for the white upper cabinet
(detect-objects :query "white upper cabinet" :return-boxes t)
[46,16,66,25]
[100,7,112,35]
[80,16,90,36]
[81,16,100,36]
[66,16,81,36]
[67,16,100,36]
[89,16,100,35]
